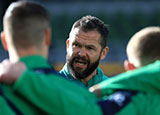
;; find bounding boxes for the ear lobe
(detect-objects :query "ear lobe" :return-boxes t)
[45,28,51,46]
[1,31,8,51]
[66,39,70,52]
[66,39,70,48]
[100,47,109,60]
[124,60,136,71]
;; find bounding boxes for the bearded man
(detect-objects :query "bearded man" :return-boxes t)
[60,15,109,88]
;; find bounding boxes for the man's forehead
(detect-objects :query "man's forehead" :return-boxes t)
[70,28,100,41]
[71,28,80,34]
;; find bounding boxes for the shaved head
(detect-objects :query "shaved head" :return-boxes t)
[127,26,160,67]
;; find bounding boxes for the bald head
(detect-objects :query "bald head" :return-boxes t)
[127,26,160,68]
[3,1,50,50]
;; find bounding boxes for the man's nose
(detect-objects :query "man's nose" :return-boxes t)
[78,48,86,56]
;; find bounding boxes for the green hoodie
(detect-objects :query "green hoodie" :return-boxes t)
[0,96,16,115]
[98,60,160,115]
[1,55,102,115]
[59,64,108,88]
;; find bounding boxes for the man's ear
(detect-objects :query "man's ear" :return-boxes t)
[45,28,51,46]
[66,39,70,52]
[66,39,69,48]
[1,31,8,51]
[100,47,109,60]
[124,60,136,71]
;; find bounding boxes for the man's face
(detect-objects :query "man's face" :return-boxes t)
[66,28,104,79]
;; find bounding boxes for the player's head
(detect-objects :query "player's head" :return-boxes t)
[70,15,109,49]
[66,15,109,79]
[125,26,160,70]
[1,1,51,61]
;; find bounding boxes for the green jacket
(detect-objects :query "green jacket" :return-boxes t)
[98,60,160,115]
[59,64,108,88]
[1,55,102,115]
[0,96,16,115]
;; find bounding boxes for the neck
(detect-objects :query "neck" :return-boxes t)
[8,48,19,62]
[8,47,47,62]
[68,65,97,86]
[81,69,97,86]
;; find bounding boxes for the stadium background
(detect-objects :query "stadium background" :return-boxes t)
[0,0,160,77]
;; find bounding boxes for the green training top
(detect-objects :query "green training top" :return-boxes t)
[98,60,160,115]
[59,63,108,88]
[0,96,16,115]
[1,55,102,115]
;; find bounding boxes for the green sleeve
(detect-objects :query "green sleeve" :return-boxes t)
[13,70,102,115]
[118,93,160,115]
[0,96,16,115]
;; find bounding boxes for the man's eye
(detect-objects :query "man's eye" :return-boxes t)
[87,46,94,50]
[73,43,79,47]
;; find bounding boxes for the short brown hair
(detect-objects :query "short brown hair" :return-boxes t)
[3,1,50,49]
[70,15,109,49]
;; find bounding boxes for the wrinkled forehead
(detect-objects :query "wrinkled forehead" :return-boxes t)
[69,28,101,43]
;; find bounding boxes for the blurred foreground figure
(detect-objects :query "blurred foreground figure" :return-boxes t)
[90,26,160,115]
[0,1,103,115]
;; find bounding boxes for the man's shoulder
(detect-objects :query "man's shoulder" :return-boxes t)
[102,75,109,80]
[59,64,73,79]
[97,67,109,80]
[59,64,67,74]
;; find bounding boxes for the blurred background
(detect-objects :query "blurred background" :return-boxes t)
[0,0,160,77]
